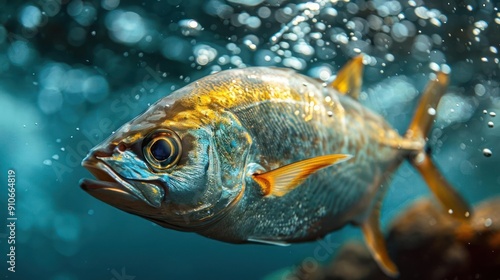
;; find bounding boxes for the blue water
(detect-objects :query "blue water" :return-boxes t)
[1,0,499,279]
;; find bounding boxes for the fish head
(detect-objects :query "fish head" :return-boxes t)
[80,86,252,231]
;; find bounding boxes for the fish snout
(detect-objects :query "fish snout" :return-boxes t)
[91,142,120,158]
[82,142,128,164]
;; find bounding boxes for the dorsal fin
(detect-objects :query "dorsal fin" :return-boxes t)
[252,154,352,197]
[331,55,364,99]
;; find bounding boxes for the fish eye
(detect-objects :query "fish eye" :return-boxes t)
[143,129,182,171]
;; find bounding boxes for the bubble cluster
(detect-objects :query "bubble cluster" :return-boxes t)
[436,94,476,128]
[193,44,218,66]
[36,63,109,115]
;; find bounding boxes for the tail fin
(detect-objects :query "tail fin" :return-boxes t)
[406,72,471,221]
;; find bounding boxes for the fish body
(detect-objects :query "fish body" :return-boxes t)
[81,57,469,276]
[167,67,413,243]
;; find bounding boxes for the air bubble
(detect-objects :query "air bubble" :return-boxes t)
[178,19,203,36]
[487,121,494,128]
[20,5,42,29]
[489,112,496,117]
[441,64,451,74]
[484,218,492,227]
[483,148,492,157]
[429,62,440,71]
[474,84,486,96]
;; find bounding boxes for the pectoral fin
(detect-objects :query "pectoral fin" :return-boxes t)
[361,197,399,277]
[252,154,352,197]
[331,55,364,99]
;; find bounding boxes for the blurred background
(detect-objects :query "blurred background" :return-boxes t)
[0,0,499,279]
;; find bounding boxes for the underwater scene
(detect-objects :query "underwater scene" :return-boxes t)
[1,0,500,279]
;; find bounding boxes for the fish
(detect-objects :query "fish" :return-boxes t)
[80,56,471,276]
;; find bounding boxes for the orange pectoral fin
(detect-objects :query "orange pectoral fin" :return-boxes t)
[252,154,352,197]
[331,55,364,99]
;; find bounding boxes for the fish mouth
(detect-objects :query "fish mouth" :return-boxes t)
[80,161,129,193]
[80,157,164,208]
[80,177,140,205]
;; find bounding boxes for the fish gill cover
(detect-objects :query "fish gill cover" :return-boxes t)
[0,0,499,279]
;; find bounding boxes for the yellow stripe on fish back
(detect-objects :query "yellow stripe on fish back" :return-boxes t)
[163,68,305,129]
[159,67,419,152]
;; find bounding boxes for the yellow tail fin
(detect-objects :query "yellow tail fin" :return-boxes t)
[406,72,471,221]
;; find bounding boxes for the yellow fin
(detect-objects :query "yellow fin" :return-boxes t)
[412,152,471,221]
[252,154,352,197]
[331,55,364,99]
[405,72,471,220]
[406,71,449,140]
[361,195,399,277]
